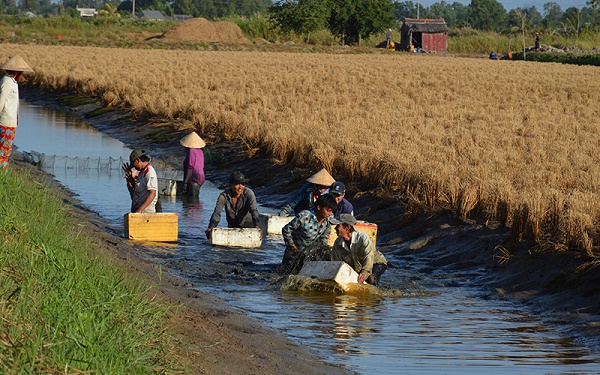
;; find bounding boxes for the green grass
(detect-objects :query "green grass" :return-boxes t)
[0,168,176,373]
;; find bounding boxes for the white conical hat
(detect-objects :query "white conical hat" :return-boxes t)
[180,132,206,148]
[1,55,33,73]
[306,168,335,186]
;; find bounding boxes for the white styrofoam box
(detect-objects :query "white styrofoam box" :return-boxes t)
[298,261,359,289]
[158,178,183,196]
[208,227,262,248]
[258,213,294,235]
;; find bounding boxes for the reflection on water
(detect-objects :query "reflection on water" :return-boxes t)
[14,99,600,374]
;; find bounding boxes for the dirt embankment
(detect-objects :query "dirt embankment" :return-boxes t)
[19,86,600,364]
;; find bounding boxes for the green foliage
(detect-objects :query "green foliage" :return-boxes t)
[0,170,175,373]
[468,0,506,31]
[512,51,600,66]
[328,0,395,45]
[225,13,276,41]
[269,0,329,43]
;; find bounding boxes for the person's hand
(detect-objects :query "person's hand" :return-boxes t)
[205,228,213,239]
[357,273,367,284]
[181,184,188,194]
[291,246,299,254]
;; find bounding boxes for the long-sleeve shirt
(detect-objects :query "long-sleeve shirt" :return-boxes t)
[282,209,331,250]
[208,187,260,229]
[183,148,205,185]
[0,75,19,128]
[279,182,320,216]
[332,230,387,279]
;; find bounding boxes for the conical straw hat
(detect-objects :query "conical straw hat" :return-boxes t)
[1,55,33,73]
[306,168,335,186]
[180,132,206,148]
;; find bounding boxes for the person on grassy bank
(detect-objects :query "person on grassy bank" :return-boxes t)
[0,55,33,172]
[280,193,337,274]
[205,171,261,238]
[180,131,205,199]
[278,168,336,216]
[123,149,158,213]
[331,213,388,287]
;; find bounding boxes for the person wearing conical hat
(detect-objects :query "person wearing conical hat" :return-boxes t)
[0,55,33,172]
[278,168,335,216]
[180,131,206,198]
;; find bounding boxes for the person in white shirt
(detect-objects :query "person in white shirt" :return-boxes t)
[0,55,33,172]
[123,149,158,213]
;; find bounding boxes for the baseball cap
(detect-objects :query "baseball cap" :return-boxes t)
[329,181,346,196]
[330,213,357,226]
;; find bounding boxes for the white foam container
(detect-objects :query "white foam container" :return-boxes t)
[209,227,262,248]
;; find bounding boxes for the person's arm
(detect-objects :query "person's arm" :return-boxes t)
[207,193,226,231]
[357,233,376,283]
[282,215,301,251]
[246,189,261,228]
[122,163,136,197]
[279,184,310,216]
[0,78,10,114]
[135,189,156,213]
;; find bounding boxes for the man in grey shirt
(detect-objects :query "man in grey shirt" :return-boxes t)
[205,171,260,237]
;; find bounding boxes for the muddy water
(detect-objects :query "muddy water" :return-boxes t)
[14,101,600,374]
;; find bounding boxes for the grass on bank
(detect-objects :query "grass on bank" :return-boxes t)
[0,168,175,373]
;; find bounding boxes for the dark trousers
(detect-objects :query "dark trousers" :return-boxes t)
[367,263,388,287]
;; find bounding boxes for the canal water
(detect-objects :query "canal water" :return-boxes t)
[14,100,600,374]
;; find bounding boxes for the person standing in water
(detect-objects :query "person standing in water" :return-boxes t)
[0,55,33,172]
[180,131,206,199]
[123,149,158,213]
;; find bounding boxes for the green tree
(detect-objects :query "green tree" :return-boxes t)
[543,1,562,28]
[269,0,329,42]
[467,0,506,30]
[329,0,394,45]
[428,1,457,27]
[394,1,418,20]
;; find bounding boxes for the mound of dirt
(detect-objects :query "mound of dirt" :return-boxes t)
[213,21,251,44]
[162,17,250,44]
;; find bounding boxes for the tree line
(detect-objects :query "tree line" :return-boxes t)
[2,0,599,45]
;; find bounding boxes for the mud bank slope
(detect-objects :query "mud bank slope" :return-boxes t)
[20,86,600,356]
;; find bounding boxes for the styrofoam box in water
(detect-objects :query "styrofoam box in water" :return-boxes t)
[258,213,294,235]
[298,261,359,288]
[158,179,182,196]
[209,227,262,248]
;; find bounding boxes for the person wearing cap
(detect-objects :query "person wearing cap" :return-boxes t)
[0,55,33,172]
[206,171,260,237]
[331,213,388,286]
[280,193,338,274]
[278,168,335,216]
[180,131,205,198]
[123,149,158,213]
[329,181,354,219]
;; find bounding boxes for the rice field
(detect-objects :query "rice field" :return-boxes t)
[3,44,600,253]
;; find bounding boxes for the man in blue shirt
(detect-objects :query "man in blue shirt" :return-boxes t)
[329,181,354,219]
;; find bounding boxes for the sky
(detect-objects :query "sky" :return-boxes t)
[417,0,590,12]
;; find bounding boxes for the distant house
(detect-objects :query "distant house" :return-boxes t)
[400,18,448,53]
[76,7,97,17]
[139,10,166,20]
[171,14,193,22]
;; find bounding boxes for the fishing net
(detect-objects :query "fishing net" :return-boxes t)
[22,150,183,180]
